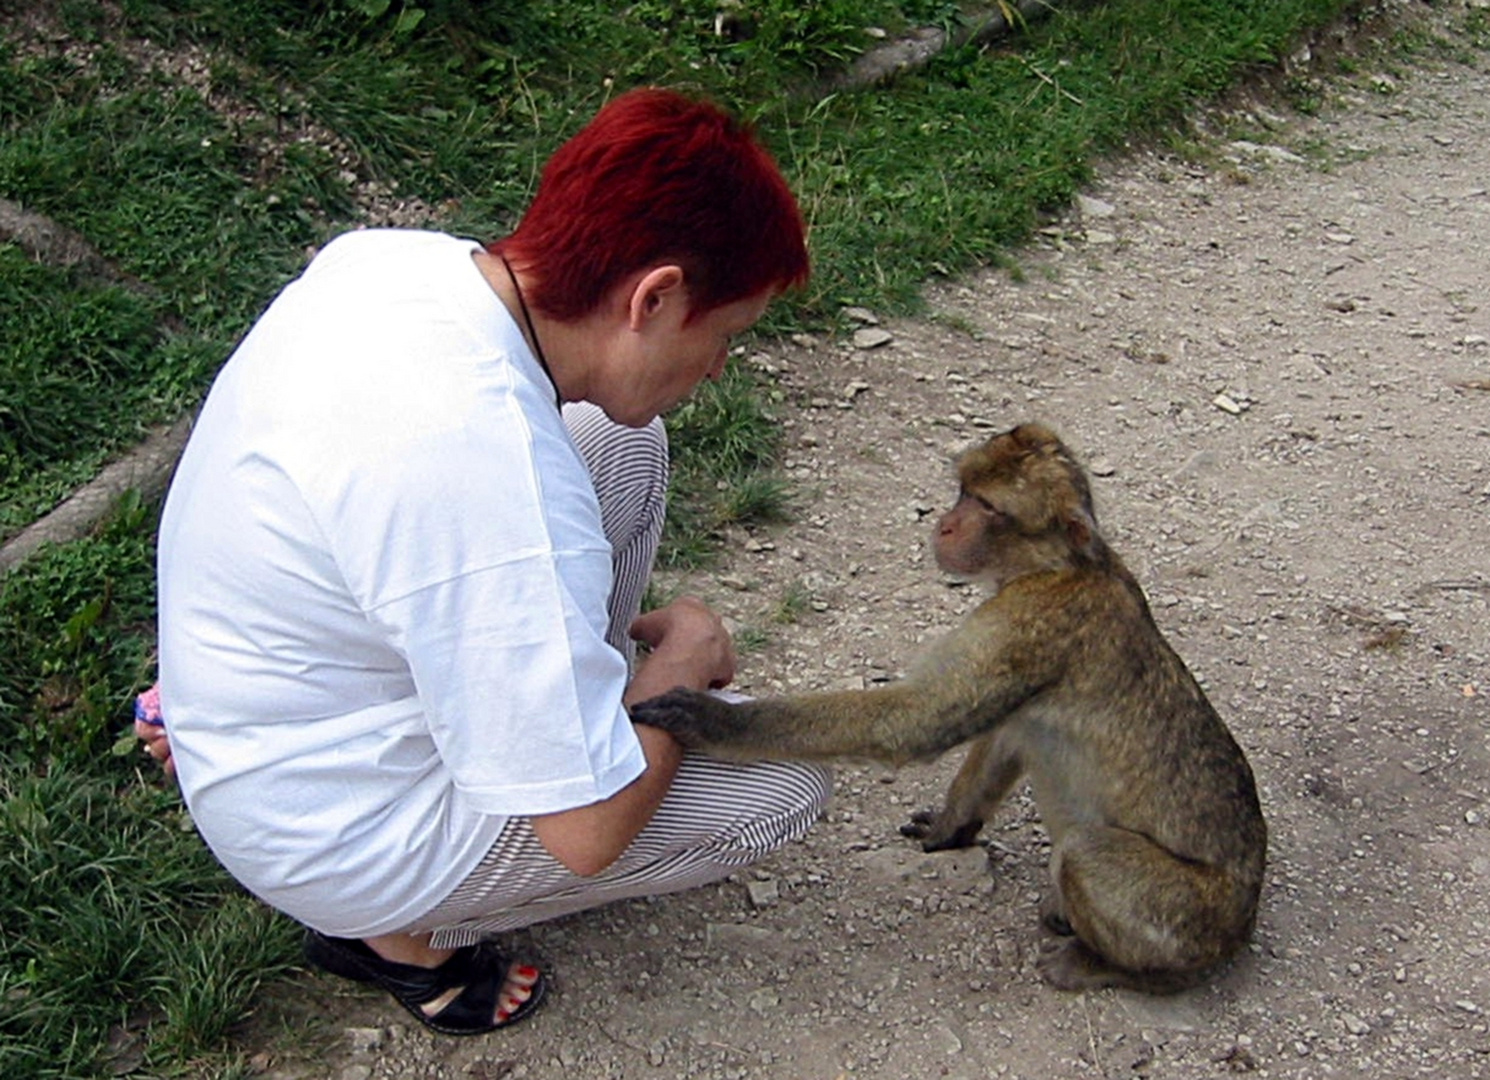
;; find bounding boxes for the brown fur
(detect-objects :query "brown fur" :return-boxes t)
[633,423,1267,993]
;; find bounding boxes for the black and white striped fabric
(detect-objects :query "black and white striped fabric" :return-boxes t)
[418,751,830,944]
[412,402,831,946]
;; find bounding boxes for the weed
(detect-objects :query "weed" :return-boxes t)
[734,625,774,653]
[931,310,986,339]
[771,580,814,625]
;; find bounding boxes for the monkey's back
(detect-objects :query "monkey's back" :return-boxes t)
[995,566,1267,898]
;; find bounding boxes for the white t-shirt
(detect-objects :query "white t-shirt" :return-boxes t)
[157,229,646,937]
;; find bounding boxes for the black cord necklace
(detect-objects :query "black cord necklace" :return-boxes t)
[500,254,562,410]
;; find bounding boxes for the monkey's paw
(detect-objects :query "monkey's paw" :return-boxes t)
[629,687,746,747]
[899,809,983,852]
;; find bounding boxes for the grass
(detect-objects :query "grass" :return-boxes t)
[0,0,1459,1074]
[660,359,794,567]
[771,580,816,626]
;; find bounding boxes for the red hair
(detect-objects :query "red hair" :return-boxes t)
[491,88,809,322]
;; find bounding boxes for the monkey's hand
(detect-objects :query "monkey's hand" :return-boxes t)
[629,687,751,750]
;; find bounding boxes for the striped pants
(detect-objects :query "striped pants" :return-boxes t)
[410,404,832,947]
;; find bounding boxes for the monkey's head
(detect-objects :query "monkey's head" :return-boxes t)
[933,423,1104,587]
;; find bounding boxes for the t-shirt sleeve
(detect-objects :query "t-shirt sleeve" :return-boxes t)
[314,354,645,816]
[373,552,646,815]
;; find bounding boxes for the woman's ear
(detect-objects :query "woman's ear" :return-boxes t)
[627,264,686,329]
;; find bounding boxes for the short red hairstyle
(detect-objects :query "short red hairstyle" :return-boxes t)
[491,87,809,322]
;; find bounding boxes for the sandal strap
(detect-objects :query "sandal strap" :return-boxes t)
[408,943,509,1032]
[303,931,545,1036]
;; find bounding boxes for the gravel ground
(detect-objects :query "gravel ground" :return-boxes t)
[237,6,1488,1078]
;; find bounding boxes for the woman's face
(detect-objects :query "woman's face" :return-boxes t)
[600,286,773,427]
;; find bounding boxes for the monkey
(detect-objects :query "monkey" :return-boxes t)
[631,422,1267,994]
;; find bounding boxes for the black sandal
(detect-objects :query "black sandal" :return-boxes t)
[303,930,547,1036]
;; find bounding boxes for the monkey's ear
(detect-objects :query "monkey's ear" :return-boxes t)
[1065,511,1099,561]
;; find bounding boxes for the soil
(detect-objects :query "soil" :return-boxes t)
[233,7,1485,1079]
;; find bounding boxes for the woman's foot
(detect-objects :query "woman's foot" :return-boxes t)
[362,933,542,1026]
[303,930,547,1036]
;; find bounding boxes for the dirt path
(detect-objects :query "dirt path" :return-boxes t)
[256,10,1490,1079]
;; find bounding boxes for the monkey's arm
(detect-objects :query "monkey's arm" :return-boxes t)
[630,647,1045,766]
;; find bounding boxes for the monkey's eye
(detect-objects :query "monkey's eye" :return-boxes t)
[975,496,1012,528]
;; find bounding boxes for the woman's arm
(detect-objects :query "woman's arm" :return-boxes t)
[529,596,734,876]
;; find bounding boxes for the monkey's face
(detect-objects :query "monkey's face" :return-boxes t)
[933,492,1000,579]
[934,424,1100,586]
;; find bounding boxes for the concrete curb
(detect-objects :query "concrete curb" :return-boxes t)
[0,416,192,575]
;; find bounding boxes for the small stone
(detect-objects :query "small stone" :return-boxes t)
[853,327,894,350]
[344,1028,385,1054]
[1077,194,1116,218]
[925,1020,964,1055]
[746,878,780,908]
[705,922,781,952]
[748,988,781,1015]
[1174,449,1222,477]
[1213,393,1244,415]
[843,306,879,324]
[1227,140,1305,165]
[1342,1013,1371,1036]
[1088,457,1117,477]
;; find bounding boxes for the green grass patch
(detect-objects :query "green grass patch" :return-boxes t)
[661,360,794,568]
[0,250,217,538]
[0,769,298,1079]
[0,491,159,771]
[0,494,301,1078]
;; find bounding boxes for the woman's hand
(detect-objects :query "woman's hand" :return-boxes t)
[135,717,176,779]
[625,595,736,705]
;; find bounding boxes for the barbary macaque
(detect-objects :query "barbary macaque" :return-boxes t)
[632,423,1266,993]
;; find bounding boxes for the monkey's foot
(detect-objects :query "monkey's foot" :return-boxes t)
[1038,893,1073,936]
[1036,939,1126,991]
[899,809,982,852]
[1037,938,1205,995]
